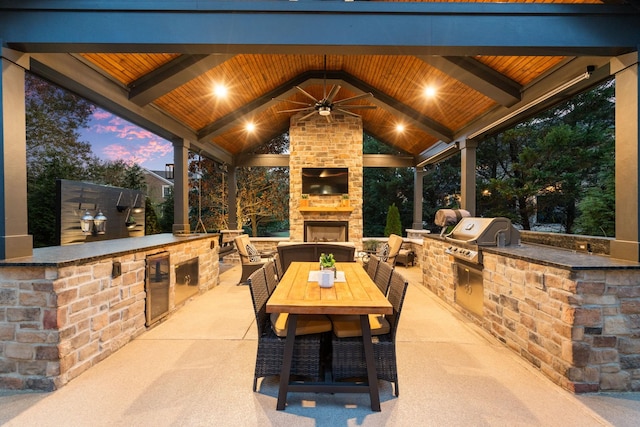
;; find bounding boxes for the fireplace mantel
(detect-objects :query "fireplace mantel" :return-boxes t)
[299,207,354,213]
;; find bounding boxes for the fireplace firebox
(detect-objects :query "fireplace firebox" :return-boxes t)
[304,221,348,242]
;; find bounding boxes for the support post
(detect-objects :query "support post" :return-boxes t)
[412,168,426,229]
[0,48,32,259]
[172,139,190,234]
[611,52,640,262]
[460,139,478,216]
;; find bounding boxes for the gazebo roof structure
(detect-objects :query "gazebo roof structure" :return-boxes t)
[0,1,639,260]
[2,1,637,165]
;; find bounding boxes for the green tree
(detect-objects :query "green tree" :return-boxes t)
[25,73,97,247]
[422,155,461,231]
[145,197,162,235]
[476,80,614,233]
[26,73,97,176]
[384,203,403,237]
[159,186,174,233]
[363,134,413,236]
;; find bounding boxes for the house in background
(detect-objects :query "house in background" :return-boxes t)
[143,168,174,207]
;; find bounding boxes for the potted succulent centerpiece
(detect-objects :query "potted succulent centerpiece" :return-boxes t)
[341,193,350,207]
[300,193,309,207]
[319,253,337,278]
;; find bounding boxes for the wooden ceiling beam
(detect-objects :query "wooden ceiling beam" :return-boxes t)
[199,70,453,145]
[317,71,454,143]
[418,55,522,107]
[128,54,236,106]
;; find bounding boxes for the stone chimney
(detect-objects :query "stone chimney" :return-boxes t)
[289,113,363,249]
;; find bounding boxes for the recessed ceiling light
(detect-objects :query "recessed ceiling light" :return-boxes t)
[396,124,405,132]
[213,84,228,98]
[246,123,255,132]
[424,86,436,98]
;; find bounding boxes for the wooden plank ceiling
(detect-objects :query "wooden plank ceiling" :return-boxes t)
[78,0,604,160]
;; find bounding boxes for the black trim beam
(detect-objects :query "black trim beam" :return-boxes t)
[2,3,638,57]
[418,56,522,107]
[129,54,236,106]
[232,154,414,168]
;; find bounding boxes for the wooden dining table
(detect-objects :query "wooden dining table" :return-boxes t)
[266,261,393,411]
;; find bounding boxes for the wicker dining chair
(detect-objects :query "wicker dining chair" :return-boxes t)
[247,268,324,391]
[264,260,279,296]
[373,260,394,296]
[331,269,409,396]
[273,253,284,281]
[366,255,380,280]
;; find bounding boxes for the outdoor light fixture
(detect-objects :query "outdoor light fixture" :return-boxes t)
[80,209,107,235]
[80,211,94,234]
[468,66,595,140]
[417,142,460,167]
[165,163,174,180]
[93,211,107,234]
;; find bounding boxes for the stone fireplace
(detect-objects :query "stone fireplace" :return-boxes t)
[304,221,349,242]
[289,113,363,249]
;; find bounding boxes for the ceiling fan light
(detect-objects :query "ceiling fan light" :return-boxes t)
[318,106,331,116]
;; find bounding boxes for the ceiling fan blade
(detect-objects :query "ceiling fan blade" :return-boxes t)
[325,85,341,103]
[272,97,313,107]
[298,110,318,121]
[335,108,362,118]
[332,92,374,105]
[277,107,315,113]
[295,86,319,103]
[337,105,377,110]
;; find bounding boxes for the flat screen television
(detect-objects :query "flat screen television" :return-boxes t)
[302,167,348,195]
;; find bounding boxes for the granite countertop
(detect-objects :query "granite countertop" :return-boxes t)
[482,244,640,270]
[425,234,640,270]
[0,233,216,267]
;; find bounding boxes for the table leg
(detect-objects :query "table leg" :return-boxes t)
[276,313,297,410]
[360,314,381,411]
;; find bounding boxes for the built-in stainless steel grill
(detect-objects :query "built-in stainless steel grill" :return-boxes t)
[444,217,520,264]
[441,217,519,319]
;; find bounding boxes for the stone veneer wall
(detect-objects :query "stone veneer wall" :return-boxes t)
[0,235,220,391]
[422,236,640,392]
[289,113,363,249]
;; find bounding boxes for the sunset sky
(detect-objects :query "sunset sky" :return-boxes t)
[80,108,174,172]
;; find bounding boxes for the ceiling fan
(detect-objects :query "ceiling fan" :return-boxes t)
[274,56,376,122]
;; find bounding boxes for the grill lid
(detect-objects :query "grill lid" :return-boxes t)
[445,217,520,246]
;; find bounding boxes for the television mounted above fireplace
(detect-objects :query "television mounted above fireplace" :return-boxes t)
[302,167,348,195]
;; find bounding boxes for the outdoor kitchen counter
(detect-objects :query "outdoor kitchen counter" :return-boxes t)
[425,233,640,270]
[0,232,222,391]
[482,242,640,270]
[0,233,214,267]
[423,234,640,393]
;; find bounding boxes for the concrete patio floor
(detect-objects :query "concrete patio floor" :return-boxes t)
[0,262,639,426]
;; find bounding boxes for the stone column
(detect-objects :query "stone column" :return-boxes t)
[172,139,190,234]
[610,52,640,262]
[412,168,426,229]
[460,139,478,216]
[0,48,32,259]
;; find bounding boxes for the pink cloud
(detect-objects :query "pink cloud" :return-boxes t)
[89,108,173,169]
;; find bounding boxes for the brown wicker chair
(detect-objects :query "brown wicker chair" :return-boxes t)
[247,268,324,391]
[331,269,409,396]
[373,260,394,296]
[234,234,270,284]
[366,254,380,280]
[264,260,279,296]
